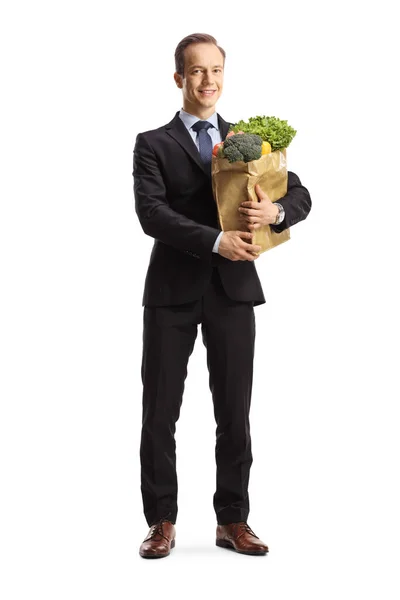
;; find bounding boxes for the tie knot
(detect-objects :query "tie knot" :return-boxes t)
[192,120,213,133]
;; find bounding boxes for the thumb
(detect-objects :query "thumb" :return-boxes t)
[255,183,264,196]
[255,183,270,202]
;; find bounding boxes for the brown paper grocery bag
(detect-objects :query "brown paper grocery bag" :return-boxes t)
[211,149,290,254]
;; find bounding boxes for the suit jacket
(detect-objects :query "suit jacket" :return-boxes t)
[132,110,312,307]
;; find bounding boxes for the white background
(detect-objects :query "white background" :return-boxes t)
[1,0,399,598]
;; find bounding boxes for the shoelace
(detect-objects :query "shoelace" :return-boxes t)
[232,521,259,539]
[145,518,171,543]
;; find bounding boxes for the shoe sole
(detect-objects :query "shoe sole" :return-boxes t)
[139,538,175,559]
[216,538,268,555]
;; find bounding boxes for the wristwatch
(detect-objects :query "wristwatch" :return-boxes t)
[274,202,285,225]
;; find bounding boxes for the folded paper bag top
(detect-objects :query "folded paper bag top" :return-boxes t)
[211,149,290,254]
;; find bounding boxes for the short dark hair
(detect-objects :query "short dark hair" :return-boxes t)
[174,33,226,76]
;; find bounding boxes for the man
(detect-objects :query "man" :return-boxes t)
[132,33,312,558]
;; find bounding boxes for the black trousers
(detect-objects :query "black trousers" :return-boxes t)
[140,267,256,526]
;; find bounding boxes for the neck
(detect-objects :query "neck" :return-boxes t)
[182,102,217,120]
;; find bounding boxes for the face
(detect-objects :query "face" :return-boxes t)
[174,43,224,118]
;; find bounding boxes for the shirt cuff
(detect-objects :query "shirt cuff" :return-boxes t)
[212,231,223,253]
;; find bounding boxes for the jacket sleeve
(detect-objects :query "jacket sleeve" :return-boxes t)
[132,132,221,261]
[270,170,312,233]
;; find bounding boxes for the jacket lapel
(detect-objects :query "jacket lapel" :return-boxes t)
[165,110,232,177]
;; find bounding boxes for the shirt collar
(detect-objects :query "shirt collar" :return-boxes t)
[179,108,219,132]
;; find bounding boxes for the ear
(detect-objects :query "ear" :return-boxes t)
[174,72,183,89]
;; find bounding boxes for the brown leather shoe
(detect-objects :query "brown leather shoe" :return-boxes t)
[216,521,269,555]
[139,519,176,558]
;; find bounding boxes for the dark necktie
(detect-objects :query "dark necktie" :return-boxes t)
[192,120,214,173]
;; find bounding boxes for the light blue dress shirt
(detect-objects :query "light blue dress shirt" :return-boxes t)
[178,108,223,254]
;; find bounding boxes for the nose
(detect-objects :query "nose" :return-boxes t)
[202,69,215,85]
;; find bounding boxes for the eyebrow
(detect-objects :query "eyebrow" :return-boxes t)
[190,65,224,69]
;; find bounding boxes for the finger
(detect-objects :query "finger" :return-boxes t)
[241,251,260,261]
[240,242,261,253]
[241,201,261,209]
[239,208,259,217]
[236,230,254,240]
[245,216,261,224]
[248,223,261,230]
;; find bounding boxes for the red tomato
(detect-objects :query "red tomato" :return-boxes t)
[212,142,223,156]
[226,130,244,138]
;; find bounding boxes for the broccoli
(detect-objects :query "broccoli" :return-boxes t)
[222,133,263,163]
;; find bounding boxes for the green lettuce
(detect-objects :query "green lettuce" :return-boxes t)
[229,115,297,151]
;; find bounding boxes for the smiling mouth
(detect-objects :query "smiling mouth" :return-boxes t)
[199,90,216,95]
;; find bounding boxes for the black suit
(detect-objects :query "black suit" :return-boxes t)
[132,110,312,526]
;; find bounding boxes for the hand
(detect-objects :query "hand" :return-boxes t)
[238,183,279,230]
[218,230,261,261]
